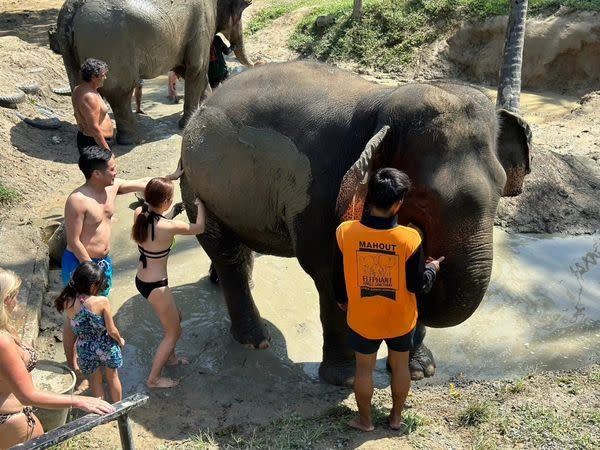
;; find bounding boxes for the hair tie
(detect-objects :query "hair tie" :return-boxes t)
[68,279,75,287]
[141,202,149,214]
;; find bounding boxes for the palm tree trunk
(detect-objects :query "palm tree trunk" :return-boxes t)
[353,0,363,20]
[496,0,528,113]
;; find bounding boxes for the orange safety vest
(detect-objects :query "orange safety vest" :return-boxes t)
[336,220,422,339]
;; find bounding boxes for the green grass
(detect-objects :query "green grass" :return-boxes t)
[505,377,526,394]
[458,400,493,427]
[0,181,20,206]
[286,0,600,72]
[247,2,298,35]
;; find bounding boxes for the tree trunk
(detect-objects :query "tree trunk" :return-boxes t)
[496,0,528,113]
[353,0,363,20]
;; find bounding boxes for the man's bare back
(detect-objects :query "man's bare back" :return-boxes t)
[72,85,114,139]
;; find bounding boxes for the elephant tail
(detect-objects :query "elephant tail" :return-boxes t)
[56,0,85,89]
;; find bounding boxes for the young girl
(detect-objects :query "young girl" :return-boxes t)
[132,177,205,388]
[55,262,125,402]
[0,268,114,448]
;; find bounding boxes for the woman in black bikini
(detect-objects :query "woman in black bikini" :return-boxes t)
[0,268,114,448]
[132,177,205,389]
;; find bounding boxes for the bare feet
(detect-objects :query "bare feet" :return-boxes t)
[146,377,179,388]
[136,109,147,115]
[166,355,190,366]
[389,412,407,432]
[349,417,374,432]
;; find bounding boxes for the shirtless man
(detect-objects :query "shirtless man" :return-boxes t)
[62,146,183,387]
[72,58,114,153]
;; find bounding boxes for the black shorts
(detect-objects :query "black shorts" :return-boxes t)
[348,327,415,355]
[77,131,113,153]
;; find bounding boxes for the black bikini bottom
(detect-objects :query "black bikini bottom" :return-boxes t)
[135,276,168,299]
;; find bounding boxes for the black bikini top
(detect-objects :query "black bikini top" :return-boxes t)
[138,207,172,269]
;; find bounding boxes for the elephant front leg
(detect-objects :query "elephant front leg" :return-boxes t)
[409,323,436,380]
[312,274,355,387]
[188,199,269,349]
[214,249,269,349]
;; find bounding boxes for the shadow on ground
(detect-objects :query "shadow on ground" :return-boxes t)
[110,276,349,441]
[9,109,184,162]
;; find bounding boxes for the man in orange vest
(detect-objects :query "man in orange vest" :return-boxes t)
[336,168,444,432]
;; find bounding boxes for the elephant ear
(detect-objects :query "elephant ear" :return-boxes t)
[497,109,532,197]
[336,126,390,222]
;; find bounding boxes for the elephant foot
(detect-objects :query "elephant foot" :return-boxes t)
[178,115,190,129]
[231,319,270,350]
[318,359,355,387]
[409,343,436,380]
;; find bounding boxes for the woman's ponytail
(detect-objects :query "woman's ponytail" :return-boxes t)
[132,203,150,244]
[131,178,174,244]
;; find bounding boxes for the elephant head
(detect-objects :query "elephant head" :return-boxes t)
[217,0,253,66]
[335,83,531,328]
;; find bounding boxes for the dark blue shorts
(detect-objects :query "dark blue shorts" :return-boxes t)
[348,327,415,355]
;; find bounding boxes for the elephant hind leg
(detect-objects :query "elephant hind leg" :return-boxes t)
[104,87,137,145]
[195,209,269,349]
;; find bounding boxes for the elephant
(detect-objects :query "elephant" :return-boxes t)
[55,0,253,144]
[179,60,531,386]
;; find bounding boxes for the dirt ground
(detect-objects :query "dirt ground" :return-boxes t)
[0,1,598,449]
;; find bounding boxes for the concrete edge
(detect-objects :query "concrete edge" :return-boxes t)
[17,238,49,346]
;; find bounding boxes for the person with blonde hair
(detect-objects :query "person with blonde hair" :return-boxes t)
[132,177,206,388]
[0,268,114,448]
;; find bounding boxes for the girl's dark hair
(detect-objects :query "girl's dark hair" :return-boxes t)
[131,177,174,244]
[55,261,107,313]
[368,168,412,210]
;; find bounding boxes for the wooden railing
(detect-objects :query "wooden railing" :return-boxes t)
[11,393,148,450]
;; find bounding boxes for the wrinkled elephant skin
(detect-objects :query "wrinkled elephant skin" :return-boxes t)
[180,61,531,386]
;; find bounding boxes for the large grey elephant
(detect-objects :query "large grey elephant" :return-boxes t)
[179,60,531,386]
[55,0,253,144]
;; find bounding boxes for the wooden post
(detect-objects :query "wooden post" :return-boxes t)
[117,414,134,450]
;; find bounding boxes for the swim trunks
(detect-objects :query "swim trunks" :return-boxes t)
[61,249,113,296]
[77,131,114,153]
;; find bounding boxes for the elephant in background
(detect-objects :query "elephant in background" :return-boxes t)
[179,60,531,386]
[55,0,254,144]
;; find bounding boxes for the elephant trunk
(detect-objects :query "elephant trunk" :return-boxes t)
[496,0,528,113]
[230,18,253,67]
[418,223,495,328]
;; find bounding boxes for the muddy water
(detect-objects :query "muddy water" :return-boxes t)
[480,87,579,125]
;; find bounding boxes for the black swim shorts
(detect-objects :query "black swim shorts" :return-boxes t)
[348,327,415,355]
[77,131,113,153]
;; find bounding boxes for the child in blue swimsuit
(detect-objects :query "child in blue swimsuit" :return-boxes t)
[55,261,125,402]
